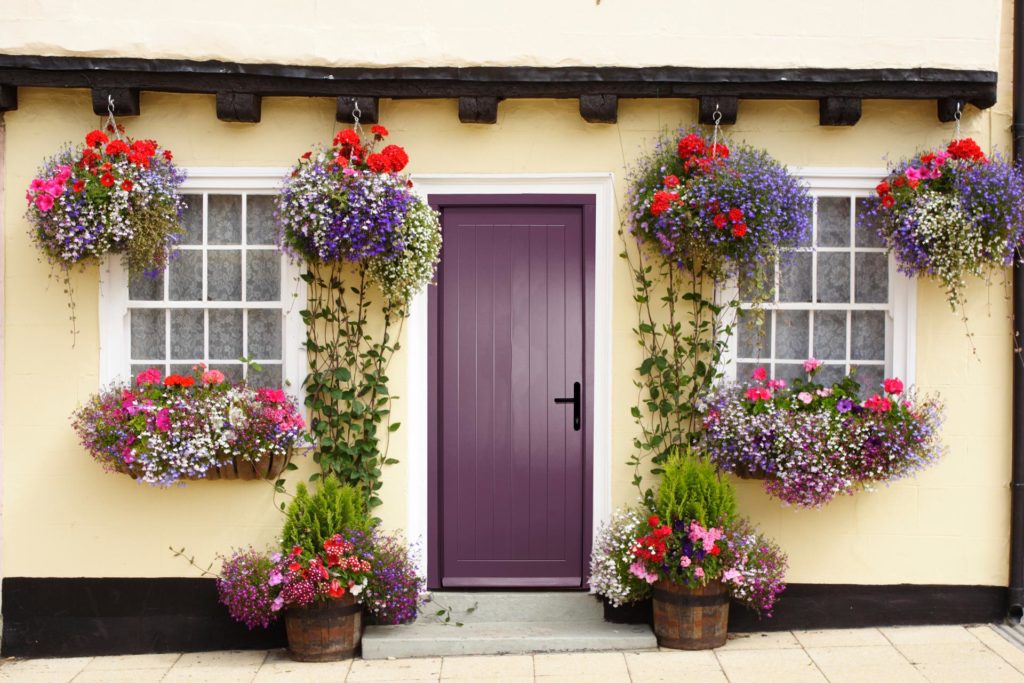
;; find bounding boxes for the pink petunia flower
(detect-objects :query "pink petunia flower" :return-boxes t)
[202,370,226,385]
[680,555,692,568]
[155,408,172,432]
[797,391,813,404]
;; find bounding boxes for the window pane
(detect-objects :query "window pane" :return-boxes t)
[131,363,165,382]
[180,195,203,245]
[813,310,847,361]
[170,364,195,378]
[247,250,281,302]
[208,195,242,245]
[169,250,203,301]
[775,310,809,359]
[211,363,244,384]
[170,309,204,360]
[817,197,850,247]
[247,195,277,245]
[775,362,805,384]
[208,250,242,301]
[851,310,886,361]
[737,311,772,359]
[855,198,886,248]
[817,253,851,303]
[779,252,812,303]
[796,202,813,248]
[816,364,845,386]
[737,362,764,383]
[129,272,163,301]
[131,309,165,359]
[852,364,885,398]
[855,253,889,303]
[248,309,282,359]
[209,309,243,360]
[248,363,282,388]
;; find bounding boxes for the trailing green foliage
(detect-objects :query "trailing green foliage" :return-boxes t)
[280,475,370,557]
[302,261,404,509]
[655,448,737,527]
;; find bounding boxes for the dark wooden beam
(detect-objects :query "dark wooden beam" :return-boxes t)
[819,97,862,126]
[216,92,261,123]
[459,96,498,124]
[336,96,378,124]
[937,97,967,123]
[0,85,16,112]
[579,94,618,123]
[91,88,139,116]
[0,55,996,104]
[699,96,738,125]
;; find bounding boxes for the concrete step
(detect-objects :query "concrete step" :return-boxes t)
[416,591,606,625]
[361,620,657,659]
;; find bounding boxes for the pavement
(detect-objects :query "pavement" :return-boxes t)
[1,624,1022,682]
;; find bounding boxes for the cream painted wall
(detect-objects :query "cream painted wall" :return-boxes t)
[0,0,1002,71]
[1,85,1013,584]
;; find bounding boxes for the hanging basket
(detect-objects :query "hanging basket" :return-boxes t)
[111,450,292,482]
[728,463,770,481]
[652,580,729,650]
[284,594,363,662]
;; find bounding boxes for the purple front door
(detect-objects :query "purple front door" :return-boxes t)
[427,195,595,589]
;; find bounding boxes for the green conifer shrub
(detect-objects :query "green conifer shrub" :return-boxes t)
[281,475,370,557]
[655,447,737,526]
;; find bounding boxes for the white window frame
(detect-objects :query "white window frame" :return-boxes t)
[98,167,306,392]
[722,167,917,387]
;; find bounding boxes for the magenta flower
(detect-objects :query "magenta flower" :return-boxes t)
[155,408,171,432]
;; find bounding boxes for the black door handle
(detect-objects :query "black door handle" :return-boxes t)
[553,381,581,431]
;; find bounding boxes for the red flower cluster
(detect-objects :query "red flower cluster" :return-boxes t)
[863,394,893,413]
[329,127,410,174]
[633,515,672,563]
[947,138,986,162]
[677,133,729,173]
[711,205,748,238]
[650,190,679,217]
[74,130,166,195]
[163,374,196,387]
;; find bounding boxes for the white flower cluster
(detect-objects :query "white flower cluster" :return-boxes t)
[588,507,650,607]
[367,197,442,308]
[911,193,980,309]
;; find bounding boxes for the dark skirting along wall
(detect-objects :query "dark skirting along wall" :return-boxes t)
[1,578,1006,657]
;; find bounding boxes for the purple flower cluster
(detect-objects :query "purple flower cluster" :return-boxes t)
[724,518,787,618]
[356,528,424,625]
[627,129,811,284]
[701,368,945,507]
[216,548,281,630]
[862,141,1024,311]
[277,154,413,264]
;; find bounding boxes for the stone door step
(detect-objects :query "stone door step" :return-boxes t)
[415,591,606,624]
[361,620,657,659]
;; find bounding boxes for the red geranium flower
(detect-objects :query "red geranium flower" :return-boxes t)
[677,133,705,159]
[381,144,409,172]
[710,143,730,159]
[288,561,302,572]
[371,124,389,137]
[875,181,890,196]
[883,377,904,394]
[366,153,389,173]
[290,545,303,556]
[728,207,744,222]
[947,138,986,162]
[663,175,680,189]
[732,223,748,238]
[710,544,721,556]
[163,149,173,161]
[100,174,115,187]
[328,579,346,598]
[105,140,130,156]
[121,179,133,192]
[881,194,896,208]
[333,129,360,147]
[85,130,109,148]
[713,213,727,229]
[72,180,85,193]
[650,191,677,216]
[647,515,660,528]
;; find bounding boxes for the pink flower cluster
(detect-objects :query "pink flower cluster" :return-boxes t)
[26,165,71,212]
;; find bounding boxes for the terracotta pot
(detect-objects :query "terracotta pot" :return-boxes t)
[652,580,729,650]
[284,594,362,662]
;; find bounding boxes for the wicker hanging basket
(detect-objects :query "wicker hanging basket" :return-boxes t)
[112,450,292,481]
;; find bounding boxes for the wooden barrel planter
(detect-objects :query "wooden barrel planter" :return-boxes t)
[111,451,291,481]
[284,594,362,662]
[652,580,729,650]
